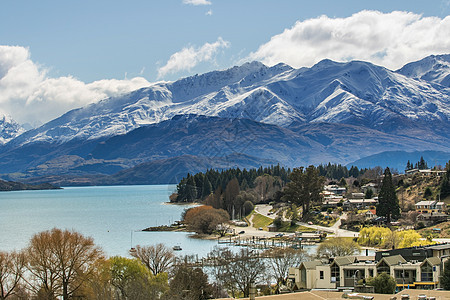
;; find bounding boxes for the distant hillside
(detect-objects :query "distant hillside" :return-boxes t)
[348,151,450,171]
[22,153,279,186]
[105,153,279,185]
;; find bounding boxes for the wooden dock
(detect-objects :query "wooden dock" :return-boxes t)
[217,232,323,250]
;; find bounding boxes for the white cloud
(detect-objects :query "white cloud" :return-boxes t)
[206,9,213,16]
[182,0,211,5]
[0,45,150,125]
[247,10,450,70]
[157,37,230,79]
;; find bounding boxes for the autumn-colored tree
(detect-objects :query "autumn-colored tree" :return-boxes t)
[358,227,433,249]
[108,256,168,300]
[25,228,103,300]
[316,237,360,259]
[129,244,175,276]
[183,206,214,225]
[0,251,27,300]
[358,227,392,247]
[396,230,433,248]
[183,206,230,235]
[83,258,114,300]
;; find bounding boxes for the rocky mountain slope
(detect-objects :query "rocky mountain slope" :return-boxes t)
[0,55,449,182]
[7,56,449,147]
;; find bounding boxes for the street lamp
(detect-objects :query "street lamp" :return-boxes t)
[353,270,359,290]
[399,261,404,290]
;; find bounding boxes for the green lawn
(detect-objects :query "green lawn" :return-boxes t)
[276,221,299,232]
[251,212,273,229]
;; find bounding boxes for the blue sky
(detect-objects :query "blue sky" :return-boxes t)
[0,0,449,124]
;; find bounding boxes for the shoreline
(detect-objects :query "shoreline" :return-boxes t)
[163,201,201,206]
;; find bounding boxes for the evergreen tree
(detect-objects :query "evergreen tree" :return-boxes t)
[406,160,412,171]
[365,188,374,199]
[202,175,212,198]
[440,161,450,199]
[240,178,249,191]
[224,178,240,216]
[376,167,400,223]
[441,259,450,290]
[418,156,428,169]
[282,166,325,219]
[185,175,197,202]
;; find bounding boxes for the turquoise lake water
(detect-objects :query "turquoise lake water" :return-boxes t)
[0,184,325,258]
[0,185,223,257]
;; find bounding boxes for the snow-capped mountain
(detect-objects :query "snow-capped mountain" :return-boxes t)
[0,114,25,144]
[9,56,449,147]
[397,54,450,87]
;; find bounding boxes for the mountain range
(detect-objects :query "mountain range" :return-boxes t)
[0,54,449,184]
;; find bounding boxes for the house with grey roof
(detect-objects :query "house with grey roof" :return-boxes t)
[288,243,450,291]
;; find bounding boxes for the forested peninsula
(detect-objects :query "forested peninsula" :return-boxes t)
[0,179,60,191]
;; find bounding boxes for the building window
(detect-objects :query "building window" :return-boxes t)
[320,271,324,279]
[421,263,433,282]
[377,261,390,274]
[395,270,405,279]
[369,269,373,277]
[301,268,306,284]
[331,263,340,282]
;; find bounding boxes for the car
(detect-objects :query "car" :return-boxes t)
[275,233,284,237]
[258,227,263,230]
[238,230,245,234]
[308,221,313,225]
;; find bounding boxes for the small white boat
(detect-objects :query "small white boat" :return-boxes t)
[173,245,182,251]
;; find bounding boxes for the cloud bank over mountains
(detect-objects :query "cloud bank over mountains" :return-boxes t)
[247,10,450,70]
[0,46,150,125]
[157,37,230,79]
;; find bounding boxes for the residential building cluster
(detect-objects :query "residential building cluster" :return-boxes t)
[289,243,450,291]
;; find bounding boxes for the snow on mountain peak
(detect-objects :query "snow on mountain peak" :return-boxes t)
[0,114,25,144]
[397,54,450,87]
[7,55,450,146]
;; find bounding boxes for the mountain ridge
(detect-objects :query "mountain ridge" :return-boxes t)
[5,55,449,147]
[0,55,448,183]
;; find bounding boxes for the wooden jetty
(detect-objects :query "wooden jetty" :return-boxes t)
[217,232,323,250]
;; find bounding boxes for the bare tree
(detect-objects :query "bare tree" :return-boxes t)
[209,247,266,298]
[264,248,308,287]
[130,244,175,276]
[0,251,27,300]
[25,228,103,300]
[166,263,214,300]
[215,223,232,237]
